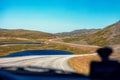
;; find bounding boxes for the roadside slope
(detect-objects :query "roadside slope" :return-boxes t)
[0,29,56,43]
[62,21,120,46]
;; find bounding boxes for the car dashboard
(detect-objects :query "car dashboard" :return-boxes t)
[0,66,89,80]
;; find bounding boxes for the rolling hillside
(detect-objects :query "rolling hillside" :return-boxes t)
[63,21,120,46]
[0,29,56,42]
[0,29,98,56]
[56,29,100,37]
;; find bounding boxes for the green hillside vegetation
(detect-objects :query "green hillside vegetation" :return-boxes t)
[0,38,31,43]
[63,21,120,46]
[1,21,120,56]
[63,35,87,43]
[0,29,56,39]
[84,27,110,46]
[56,29,100,37]
[0,29,94,56]
[85,21,120,46]
[0,42,95,56]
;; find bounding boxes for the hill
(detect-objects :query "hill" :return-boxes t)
[0,29,98,56]
[0,29,56,42]
[62,21,120,46]
[55,29,100,37]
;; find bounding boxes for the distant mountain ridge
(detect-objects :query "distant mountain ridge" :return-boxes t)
[55,29,100,37]
[62,21,120,46]
[1,20,120,46]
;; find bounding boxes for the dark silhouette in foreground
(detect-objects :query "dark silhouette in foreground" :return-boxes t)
[90,47,120,80]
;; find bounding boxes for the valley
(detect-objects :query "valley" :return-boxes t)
[0,21,120,74]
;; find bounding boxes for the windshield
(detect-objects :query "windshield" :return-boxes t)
[0,0,120,76]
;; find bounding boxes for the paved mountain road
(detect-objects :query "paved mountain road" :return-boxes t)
[0,54,96,72]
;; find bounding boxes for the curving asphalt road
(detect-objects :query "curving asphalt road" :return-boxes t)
[0,54,96,72]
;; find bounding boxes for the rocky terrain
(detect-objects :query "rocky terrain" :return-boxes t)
[56,29,100,37]
[62,21,120,46]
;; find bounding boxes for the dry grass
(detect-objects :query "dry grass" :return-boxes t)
[68,55,100,74]
[0,41,99,56]
[49,41,98,54]
[68,53,120,75]
[0,42,97,56]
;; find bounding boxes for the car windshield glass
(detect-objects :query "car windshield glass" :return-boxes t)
[0,0,120,76]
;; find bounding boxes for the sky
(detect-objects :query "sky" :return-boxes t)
[0,0,120,33]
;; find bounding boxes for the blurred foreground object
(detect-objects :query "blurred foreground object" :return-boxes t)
[90,47,120,80]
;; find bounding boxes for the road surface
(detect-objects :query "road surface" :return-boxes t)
[0,54,96,72]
